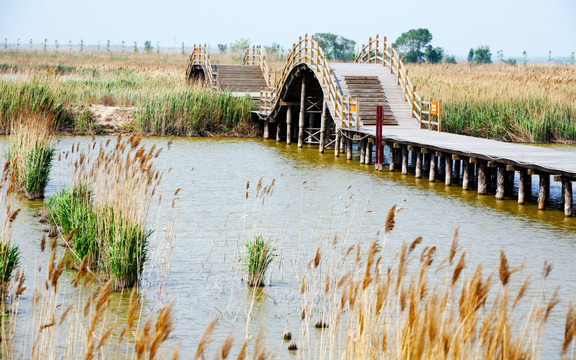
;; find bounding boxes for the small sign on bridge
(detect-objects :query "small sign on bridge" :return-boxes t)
[430,101,439,116]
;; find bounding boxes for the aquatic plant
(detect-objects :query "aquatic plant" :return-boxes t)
[408,62,576,143]
[8,113,55,199]
[46,133,163,289]
[134,86,254,136]
[243,235,275,287]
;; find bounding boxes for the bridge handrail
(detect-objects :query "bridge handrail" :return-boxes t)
[188,44,217,89]
[260,33,359,131]
[355,35,441,131]
[242,46,274,89]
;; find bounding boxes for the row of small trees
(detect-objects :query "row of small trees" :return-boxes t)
[2,38,187,55]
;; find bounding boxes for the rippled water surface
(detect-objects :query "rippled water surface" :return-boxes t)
[8,136,576,358]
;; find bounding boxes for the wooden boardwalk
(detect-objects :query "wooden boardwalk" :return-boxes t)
[186,35,576,217]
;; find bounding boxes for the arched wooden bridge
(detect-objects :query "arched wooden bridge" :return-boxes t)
[186,34,576,217]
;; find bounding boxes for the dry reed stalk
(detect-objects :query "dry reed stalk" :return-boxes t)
[8,112,55,200]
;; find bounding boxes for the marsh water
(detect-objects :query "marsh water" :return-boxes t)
[9,136,576,358]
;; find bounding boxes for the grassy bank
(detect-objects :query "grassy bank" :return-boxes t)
[408,63,576,143]
[0,51,257,136]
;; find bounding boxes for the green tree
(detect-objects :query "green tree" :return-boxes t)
[144,40,152,53]
[467,48,475,62]
[106,40,111,53]
[394,28,432,63]
[571,52,575,64]
[314,32,356,61]
[217,44,228,53]
[548,50,552,62]
[156,41,160,54]
[133,41,138,53]
[3,38,7,51]
[523,50,527,65]
[230,38,250,52]
[54,39,58,53]
[121,40,125,53]
[181,42,185,55]
[425,45,444,63]
[445,54,457,64]
[474,46,492,64]
[264,42,283,55]
[80,39,84,53]
[68,39,72,52]
[16,38,20,51]
[29,38,33,50]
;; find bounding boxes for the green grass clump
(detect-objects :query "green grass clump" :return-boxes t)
[46,186,99,265]
[243,235,275,287]
[134,89,254,136]
[102,211,151,289]
[0,81,71,132]
[0,241,19,298]
[46,134,162,290]
[442,99,576,143]
[8,113,56,200]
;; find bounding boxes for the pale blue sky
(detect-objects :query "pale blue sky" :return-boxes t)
[1,0,575,57]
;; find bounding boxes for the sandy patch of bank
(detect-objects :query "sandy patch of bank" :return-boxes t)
[86,104,135,130]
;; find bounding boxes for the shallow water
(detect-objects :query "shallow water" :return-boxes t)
[8,136,576,358]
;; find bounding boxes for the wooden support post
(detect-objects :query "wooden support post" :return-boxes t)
[319,99,327,153]
[423,151,430,173]
[334,130,340,157]
[538,173,550,210]
[462,160,472,190]
[298,78,306,148]
[490,168,498,194]
[276,121,281,142]
[477,162,488,195]
[340,134,346,155]
[415,150,423,178]
[286,106,292,145]
[496,166,506,200]
[366,140,372,165]
[518,169,527,205]
[346,133,352,160]
[359,138,366,164]
[445,158,452,186]
[389,146,396,171]
[564,180,573,217]
[429,152,436,182]
[263,119,270,139]
[401,146,408,175]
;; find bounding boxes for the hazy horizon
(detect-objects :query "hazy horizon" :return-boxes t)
[1,0,575,58]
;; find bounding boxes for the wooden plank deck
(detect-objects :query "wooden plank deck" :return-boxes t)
[360,127,576,178]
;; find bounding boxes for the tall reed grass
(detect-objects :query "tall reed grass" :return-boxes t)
[243,235,275,287]
[8,113,55,199]
[408,63,576,143]
[0,82,70,133]
[1,51,258,137]
[134,86,254,136]
[47,133,162,289]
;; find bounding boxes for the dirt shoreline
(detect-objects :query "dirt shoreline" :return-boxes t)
[73,104,260,138]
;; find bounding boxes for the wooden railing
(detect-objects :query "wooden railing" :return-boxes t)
[355,35,441,130]
[260,33,359,131]
[189,44,217,89]
[242,46,274,89]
